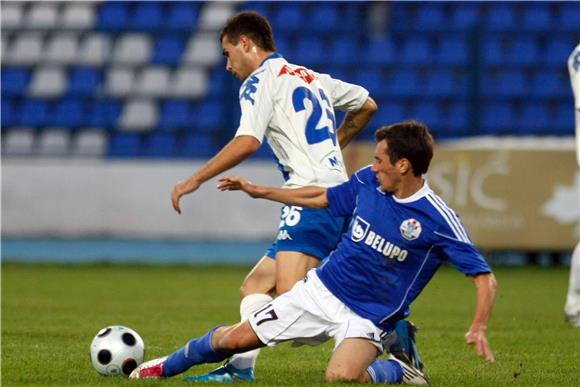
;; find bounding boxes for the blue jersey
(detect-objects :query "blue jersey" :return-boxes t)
[316,166,492,331]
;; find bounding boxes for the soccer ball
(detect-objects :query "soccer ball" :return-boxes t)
[90,325,145,376]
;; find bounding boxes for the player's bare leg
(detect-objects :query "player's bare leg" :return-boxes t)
[326,338,379,383]
[565,242,580,327]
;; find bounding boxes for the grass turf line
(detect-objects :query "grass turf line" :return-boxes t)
[2,263,579,386]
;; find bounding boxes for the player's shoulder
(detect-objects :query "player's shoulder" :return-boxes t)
[352,165,377,186]
[421,189,473,243]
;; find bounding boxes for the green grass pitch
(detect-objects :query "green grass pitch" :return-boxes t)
[2,263,579,386]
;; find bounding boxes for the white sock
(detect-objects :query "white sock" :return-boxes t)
[565,242,580,317]
[228,293,273,370]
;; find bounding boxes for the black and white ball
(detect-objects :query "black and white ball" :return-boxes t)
[90,325,145,376]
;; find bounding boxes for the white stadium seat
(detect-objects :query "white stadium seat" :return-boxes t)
[1,2,24,29]
[3,128,36,156]
[45,33,79,64]
[36,129,70,156]
[104,67,135,97]
[119,99,158,131]
[26,2,59,28]
[170,67,208,98]
[6,33,44,65]
[183,33,222,67]
[61,2,97,29]
[112,34,152,65]
[72,129,108,157]
[77,34,111,65]
[28,66,67,97]
[134,67,171,97]
[198,2,237,29]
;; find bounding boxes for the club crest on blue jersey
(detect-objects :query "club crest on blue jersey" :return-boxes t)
[240,69,264,105]
[400,219,422,241]
[351,216,370,242]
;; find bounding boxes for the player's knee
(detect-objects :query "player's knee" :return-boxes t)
[213,327,244,352]
[275,280,294,295]
[325,368,365,383]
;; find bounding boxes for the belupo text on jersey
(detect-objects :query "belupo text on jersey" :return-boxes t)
[351,216,408,262]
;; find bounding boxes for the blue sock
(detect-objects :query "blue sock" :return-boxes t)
[163,326,229,377]
[367,359,403,384]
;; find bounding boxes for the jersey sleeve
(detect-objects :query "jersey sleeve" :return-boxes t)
[326,166,373,217]
[436,233,492,276]
[235,69,274,143]
[315,73,369,112]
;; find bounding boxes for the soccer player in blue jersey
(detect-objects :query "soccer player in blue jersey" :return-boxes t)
[132,121,497,384]
[170,11,377,382]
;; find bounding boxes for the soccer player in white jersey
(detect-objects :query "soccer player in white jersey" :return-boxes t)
[132,121,497,384]
[565,43,580,327]
[170,11,377,381]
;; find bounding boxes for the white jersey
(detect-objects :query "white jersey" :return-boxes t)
[567,43,580,165]
[235,53,369,188]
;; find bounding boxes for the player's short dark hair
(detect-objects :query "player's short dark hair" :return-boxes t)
[375,120,434,176]
[220,11,276,52]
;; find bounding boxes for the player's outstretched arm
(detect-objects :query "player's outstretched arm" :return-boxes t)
[465,272,498,363]
[336,97,378,149]
[171,135,261,214]
[218,176,329,208]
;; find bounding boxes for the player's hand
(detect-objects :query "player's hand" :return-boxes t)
[465,329,495,363]
[217,176,260,197]
[171,179,201,214]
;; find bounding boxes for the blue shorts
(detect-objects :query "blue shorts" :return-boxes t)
[265,205,347,260]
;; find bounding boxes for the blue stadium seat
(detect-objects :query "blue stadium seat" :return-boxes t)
[1,98,16,127]
[400,38,431,64]
[410,103,442,129]
[96,1,130,31]
[508,38,539,65]
[89,99,122,127]
[424,70,459,97]
[352,70,383,98]
[151,36,185,65]
[292,38,324,66]
[486,4,517,29]
[309,4,339,30]
[272,4,302,31]
[450,3,480,28]
[545,39,574,65]
[19,99,50,127]
[374,103,406,126]
[241,1,270,17]
[481,103,515,134]
[131,1,163,31]
[143,132,176,157]
[482,38,504,65]
[329,38,360,66]
[108,131,141,157]
[166,1,199,30]
[531,72,567,97]
[387,71,419,96]
[519,103,550,134]
[556,2,580,28]
[68,67,101,97]
[554,103,574,134]
[522,4,552,29]
[365,38,395,65]
[1,67,30,97]
[447,103,469,135]
[437,37,468,65]
[482,71,527,97]
[416,4,446,29]
[196,101,225,131]
[52,99,85,127]
[158,99,192,131]
[181,133,217,157]
[207,69,228,97]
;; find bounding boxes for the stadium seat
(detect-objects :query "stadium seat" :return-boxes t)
[1,98,17,127]
[1,1,23,29]
[481,103,515,134]
[151,36,185,65]
[18,99,50,127]
[309,4,340,31]
[104,67,135,97]
[486,4,517,29]
[410,103,442,129]
[107,131,142,157]
[447,102,469,135]
[522,4,552,29]
[554,103,575,134]
[71,129,108,157]
[181,133,217,158]
[450,3,480,28]
[424,70,458,97]
[207,69,227,97]
[415,4,446,29]
[508,38,539,65]
[77,34,111,65]
[134,67,171,97]
[44,33,80,64]
[387,70,419,96]
[400,38,431,64]
[293,38,325,66]
[61,2,97,29]
[329,38,360,66]
[1,67,30,97]
[545,39,574,66]
[352,70,384,98]
[119,98,158,131]
[25,2,58,29]
[183,33,222,66]
[36,129,70,156]
[3,127,36,156]
[531,72,567,98]
[199,2,236,29]
[68,67,102,97]
[556,2,580,28]
[170,67,208,98]
[97,1,130,31]
[519,103,550,134]
[437,37,469,65]
[241,1,270,17]
[166,1,199,31]
[196,101,225,131]
[7,33,43,65]
[158,99,192,131]
[112,34,153,65]
[52,99,85,128]
[28,67,67,97]
[89,99,122,127]
[365,38,395,65]
[374,103,406,127]
[482,38,504,65]
[272,4,302,31]
[143,132,177,157]
[491,71,528,97]
[131,1,163,31]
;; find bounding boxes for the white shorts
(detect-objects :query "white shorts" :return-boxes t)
[248,270,386,352]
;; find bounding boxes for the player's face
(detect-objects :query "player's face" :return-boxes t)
[222,36,252,81]
[371,140,402,192]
